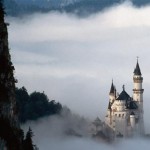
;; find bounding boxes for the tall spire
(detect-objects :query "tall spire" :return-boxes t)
[122,84,125,91]
[110,80,115,94]
[134,58,141,75]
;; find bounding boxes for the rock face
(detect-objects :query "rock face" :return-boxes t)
[0,0,17,120]
[0,0,24,149]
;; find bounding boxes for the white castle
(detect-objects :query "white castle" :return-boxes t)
[105,60,144,137]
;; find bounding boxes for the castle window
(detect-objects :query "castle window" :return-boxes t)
[122,114,124,118]
[119,114,121,117]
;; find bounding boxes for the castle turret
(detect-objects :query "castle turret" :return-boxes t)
[130,112,136,129]
[133,59,144,103]
[133,59,144,135]
[109,80,116,103]
[105,81,116,126]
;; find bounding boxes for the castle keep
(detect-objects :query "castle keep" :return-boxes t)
[105,60,144,137]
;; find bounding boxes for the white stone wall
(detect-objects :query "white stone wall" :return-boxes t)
[134,82,142,89]
[115,117,127,136]
[111,100,126,112]
[109,94,115,103]
[133,75,143,102]
[130,115,136,129]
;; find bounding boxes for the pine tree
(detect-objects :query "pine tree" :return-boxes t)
[23,127,34,150]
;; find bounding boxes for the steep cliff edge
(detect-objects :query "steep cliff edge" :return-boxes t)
[0,0,30,149]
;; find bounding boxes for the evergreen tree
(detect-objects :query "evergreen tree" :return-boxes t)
[16,87,62,123]
[23,127,34,150]
[16,87,29,122]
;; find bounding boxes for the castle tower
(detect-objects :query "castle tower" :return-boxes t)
[105,81,116,126]
[130,112,136,130]
[133,59,144,135]
[109,80,116,103]
[133,59,144,103]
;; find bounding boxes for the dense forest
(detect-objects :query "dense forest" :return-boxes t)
[15,87,63,123]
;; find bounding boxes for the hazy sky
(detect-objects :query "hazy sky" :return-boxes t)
[7,1,150,133]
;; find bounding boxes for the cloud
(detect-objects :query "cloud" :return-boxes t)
[8,2,150,44]
[6,1,150,133]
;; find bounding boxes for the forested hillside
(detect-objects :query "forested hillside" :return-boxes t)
[16,87,62,123]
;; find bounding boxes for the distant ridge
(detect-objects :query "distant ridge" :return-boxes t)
[4,0,150,17]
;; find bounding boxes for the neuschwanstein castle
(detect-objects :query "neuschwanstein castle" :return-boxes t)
[105,60,144,137]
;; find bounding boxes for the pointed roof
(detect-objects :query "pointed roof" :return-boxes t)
[134,60,141,76]
[109,80,115,94]
[116,85,130,100]
[126,100,138,109]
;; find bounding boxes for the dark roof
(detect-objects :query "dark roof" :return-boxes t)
[134,61,141,75]
[110,81,115,94]
[116,90,130,101]
[115,85,138,109]
[126,101,138,110]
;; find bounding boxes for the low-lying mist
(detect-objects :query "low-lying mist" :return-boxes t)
[22,110,150,150]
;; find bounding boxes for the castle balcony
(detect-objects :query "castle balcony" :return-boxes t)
[133,77,143,83]
[133,89,144,93]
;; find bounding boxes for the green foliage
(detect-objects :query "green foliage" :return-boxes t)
[23,127,34,150]
[0,115,37,150]
[16,87,62,123]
